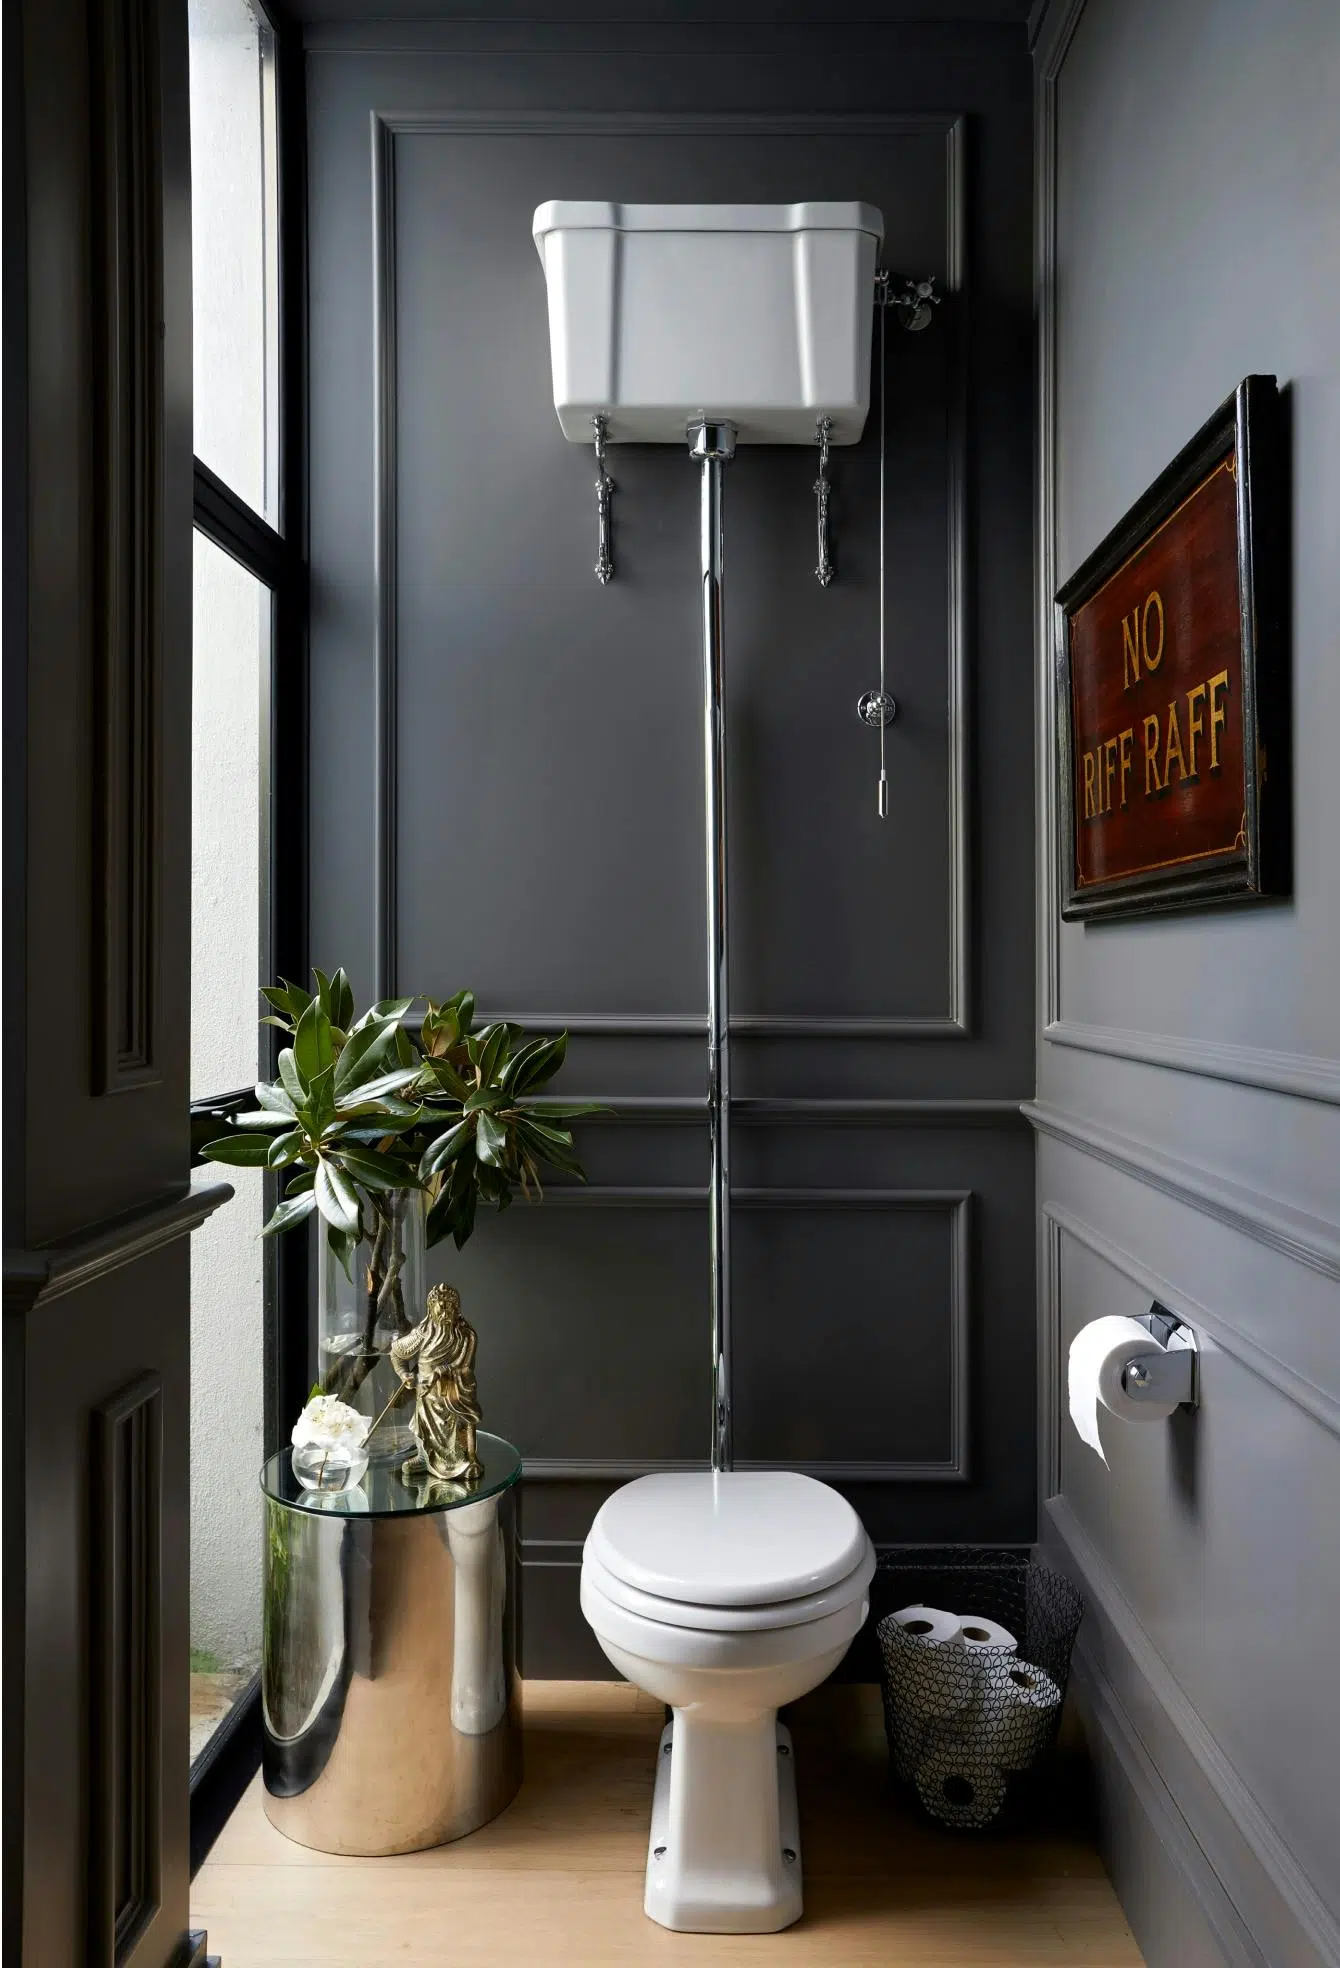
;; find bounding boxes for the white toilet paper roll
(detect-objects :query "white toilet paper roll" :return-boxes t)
[957,1615,1017,1655]
[915,1740,1008,1830]
[976,1656,1063,1770]
[1068,1316,1179,1463]
[888,1603,963,1647]
[880,1606,980,1723]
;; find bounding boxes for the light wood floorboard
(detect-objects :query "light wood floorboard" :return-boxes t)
[194,1680,1142,1965]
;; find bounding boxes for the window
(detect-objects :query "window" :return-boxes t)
[186,0,304,1858]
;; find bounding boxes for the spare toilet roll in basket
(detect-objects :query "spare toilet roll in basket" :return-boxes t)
[874,1552,1082,1831]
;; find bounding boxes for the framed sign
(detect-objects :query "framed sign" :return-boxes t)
[1055,375,1288,921]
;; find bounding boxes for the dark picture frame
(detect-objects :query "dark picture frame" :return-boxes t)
[1055,374,1289,922]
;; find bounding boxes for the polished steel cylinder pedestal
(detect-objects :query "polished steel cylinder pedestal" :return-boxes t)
[260,1436,522,1855]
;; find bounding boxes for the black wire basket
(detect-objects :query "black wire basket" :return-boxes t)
[873,1550,1083,1831]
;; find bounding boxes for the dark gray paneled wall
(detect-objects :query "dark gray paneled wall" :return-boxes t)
[305,19,1035,1671]
[1032,0,1340,1962]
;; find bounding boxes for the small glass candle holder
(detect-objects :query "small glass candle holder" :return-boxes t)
[292,1440,370,1494]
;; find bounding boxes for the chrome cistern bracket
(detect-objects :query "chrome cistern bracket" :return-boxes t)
[813,415,835,586]
[592,414,615,583]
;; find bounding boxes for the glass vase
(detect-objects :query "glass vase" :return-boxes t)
[317,1187,425,1462]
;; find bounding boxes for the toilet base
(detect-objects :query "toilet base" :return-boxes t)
[644,1716,802,1934]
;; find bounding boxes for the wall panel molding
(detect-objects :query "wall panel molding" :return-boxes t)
[1025,1098,1340,1283]
[89,0,166,1092]
[371,108,971,1032]
[90,1372,163,1965]
[519,1184,971,1481]
[1046,1495,1340,1968]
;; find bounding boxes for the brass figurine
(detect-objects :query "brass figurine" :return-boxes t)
[390,1282,483,1485]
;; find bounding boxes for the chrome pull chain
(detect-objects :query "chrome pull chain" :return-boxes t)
[813,415,834,586]
[592,414,614,584]
[859,271,898,816]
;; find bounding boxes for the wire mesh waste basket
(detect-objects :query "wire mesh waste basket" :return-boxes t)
[874,1550,1082,1831]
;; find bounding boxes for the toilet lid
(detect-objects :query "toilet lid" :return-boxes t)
[587,1471,868,1608]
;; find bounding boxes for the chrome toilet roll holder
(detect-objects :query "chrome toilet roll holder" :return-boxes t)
[1121,1304,1200,1410]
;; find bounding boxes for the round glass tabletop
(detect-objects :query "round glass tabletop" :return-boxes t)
[260,1430,522,1518]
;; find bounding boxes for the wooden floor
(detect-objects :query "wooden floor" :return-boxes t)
[194,1681,1142,1966]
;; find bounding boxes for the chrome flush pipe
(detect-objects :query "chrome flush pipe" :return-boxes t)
[688,418,737,1474]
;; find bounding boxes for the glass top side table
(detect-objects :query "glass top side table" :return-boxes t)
[260,1431,523,1855]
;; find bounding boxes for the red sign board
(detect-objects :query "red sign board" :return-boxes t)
[1055,377,1287,920]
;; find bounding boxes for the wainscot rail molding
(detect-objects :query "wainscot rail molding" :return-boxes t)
[516,1183,971,1484]
[1047,1494,1340,1968]
[1032,0,1339,1112]
[525,1096,1025,1126]
[1042,1201,1340,1454]
[372,109,970,1034]
[1025,1099,1340,1284]
[3,1182,234,1310]
[1044,1018,1340,1109]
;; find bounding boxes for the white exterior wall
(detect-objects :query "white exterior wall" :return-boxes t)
[188,0,270,1672]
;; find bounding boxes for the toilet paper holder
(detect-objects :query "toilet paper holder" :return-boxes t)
[1122,1304,1199,1410]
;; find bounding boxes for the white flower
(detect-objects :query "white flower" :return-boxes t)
[292,1395,372,1454]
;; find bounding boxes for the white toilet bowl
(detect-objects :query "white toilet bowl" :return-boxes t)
[579,1470,875,1933]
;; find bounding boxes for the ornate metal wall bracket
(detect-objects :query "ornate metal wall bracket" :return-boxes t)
[876,269,942,332]
[813,416,834,586]
[592,414,614,583]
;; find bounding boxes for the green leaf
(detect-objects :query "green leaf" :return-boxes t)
[260,1014,295,1032]
[304,1064,338,1137]
[285,1168,316,1195]
[278,977,314,1019]
[333,1014,398,1094]
[473,1023,507,1087]
[499,1035,550,1095]
[332,1144,419,1191]
[452,1187,478,1250]
[313,968,333,1019]
[255,1080,298,1118]
[262,1190,317,1235]
[314,1159,361,1233]
[294,998,335,1090]
[309,1381,323,1402]
[455,991,475,1034]
[463,1086,506,1115]
[370,997,415,1024]
[278,1047,306,1109]
[524,1101,609,1120]
[475,1111,507,1166]
[325,1224,356,1281]
[230,1109,295,1130]
[420,1056,469,1099]
[332,968,355,1033]
[419,1118,473,1180]
[200,1132,277,1168]
[514,1031,568,1093]
[334,1065,423,1110]
[266,1128,304,1168]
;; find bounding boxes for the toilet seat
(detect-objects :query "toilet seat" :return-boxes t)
[587,1470,869,1608]
[582,1542,874,1633]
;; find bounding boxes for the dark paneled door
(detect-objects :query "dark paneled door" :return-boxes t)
[4,0,228,1962]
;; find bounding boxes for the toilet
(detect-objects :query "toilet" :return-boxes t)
[580,1469,875,1933]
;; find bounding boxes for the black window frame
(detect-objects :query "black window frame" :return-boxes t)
[185,0,309,1871]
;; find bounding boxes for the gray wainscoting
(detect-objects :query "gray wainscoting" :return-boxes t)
[305,21,1036,1672]
[1032,0,1340,1960]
